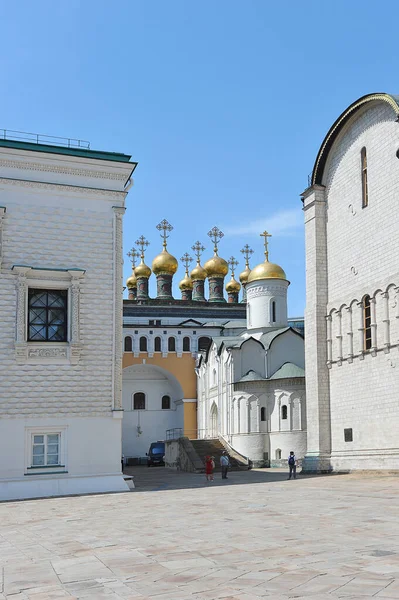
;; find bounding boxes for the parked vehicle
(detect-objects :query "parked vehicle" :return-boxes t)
[146,441,165,467]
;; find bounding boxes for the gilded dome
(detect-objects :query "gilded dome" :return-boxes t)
[134,259,151,279]
[225,276,241,293]
[126,271,137,288]
[239,265,251,285]
[152,248,178,276]
[247,260,286,283]
[191,262,207,281]
[179,273,193,291]
[204,254,229,277]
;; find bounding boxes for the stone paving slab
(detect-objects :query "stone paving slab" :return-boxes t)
[1,468,399,599]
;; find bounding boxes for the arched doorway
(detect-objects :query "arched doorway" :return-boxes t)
[210,402,218,438]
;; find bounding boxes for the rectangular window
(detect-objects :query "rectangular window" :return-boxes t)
[28,289,67,342]
[149,320,154,325]
[32,433,60,467]
[344,428,353,442]
[361,147,368,208]
[364,296,372,350]
[156,320,161,326]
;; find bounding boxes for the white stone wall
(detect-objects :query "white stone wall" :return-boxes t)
[122,364,184,458]
[304,98,399,471]
[0,147,134,497]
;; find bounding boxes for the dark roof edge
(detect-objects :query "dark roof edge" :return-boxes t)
[0,139,135,164]
[311,93,399,186]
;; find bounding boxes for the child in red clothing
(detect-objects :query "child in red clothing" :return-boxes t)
[205,455,215,481]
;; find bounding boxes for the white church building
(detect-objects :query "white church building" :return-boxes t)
[0,132,136,500]
[197,235,306,467]
[302,92,399,472]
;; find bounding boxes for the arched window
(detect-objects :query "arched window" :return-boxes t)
[260,407,266,421]
[271,301,276,323]
[124,336,132,352]
[281,405,288,420]
[198,336,211,352]
[363,295,372,350]
[361,147,368,208]
[139,336,147,352]
[168,337,176,352]
[154,336,161,352]
[183,336,190,352]
[133,392,145,410]
[162,395,171,410]
[276,448,282,460]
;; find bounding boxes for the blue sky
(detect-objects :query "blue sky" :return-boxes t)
[1,0,398,316]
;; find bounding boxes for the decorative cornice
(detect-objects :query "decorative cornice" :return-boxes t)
[0,158,128,181]
[0,177,126,198]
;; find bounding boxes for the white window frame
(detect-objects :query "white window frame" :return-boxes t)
[25,426,67,475]
[13,265,85,364]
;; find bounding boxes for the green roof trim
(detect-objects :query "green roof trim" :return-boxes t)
[269,362,305,380]
[236,370,267,383]
[0,139,135,164]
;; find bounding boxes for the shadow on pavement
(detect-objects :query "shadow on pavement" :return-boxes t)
[123,465,338,493]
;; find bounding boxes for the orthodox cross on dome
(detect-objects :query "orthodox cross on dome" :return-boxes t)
[180,252,193,275]
[260,230,272,261]
[127,247,140,267]
[240,243,254,268]
[135,235,150,259]
[207,226,224,254]
[192,240,205,264]
[228,256,239,278]
[156,219,173,250]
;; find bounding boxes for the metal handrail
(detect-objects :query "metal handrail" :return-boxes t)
[0,129,90,149]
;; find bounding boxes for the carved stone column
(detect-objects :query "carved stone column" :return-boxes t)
[69,272,84,365]
[346,305,354,362]
[15,268,29,361]
[113,206,126,411]
[326,314,332,367]
[382,292,390,351]
[370,296,377,356]
[0,206,5,269]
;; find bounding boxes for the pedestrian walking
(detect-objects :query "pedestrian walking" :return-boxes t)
[205,455,215,482]
[287,451,297,479]
[220,450,230,479]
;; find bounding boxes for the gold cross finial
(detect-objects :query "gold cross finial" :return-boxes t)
[135,235,150,259]
[191,240,205,264]
[207,226,224,254]
[260,231,272,261]
[240,244,254,268]
[228,256,239,278]
[180,252,193,275]
[127,247,140,267]
[156,219,173,249]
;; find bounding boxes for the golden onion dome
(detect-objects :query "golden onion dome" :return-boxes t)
[204,254,229,277]
[179,273,193,291]
[152,248,178,276]
[191,262,207,281]
[239,265,251,285]
[247,259,286,283]
[225,276,241,293]
[126,271,137,288]
[134,259,151,279]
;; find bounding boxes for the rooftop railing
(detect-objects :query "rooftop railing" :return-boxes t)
[0,129,90,149]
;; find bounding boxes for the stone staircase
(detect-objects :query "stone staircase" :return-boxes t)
[190,438,249,472]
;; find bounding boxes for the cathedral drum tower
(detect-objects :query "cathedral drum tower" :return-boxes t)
[152,220,178,299]
[204,226,229,303]
[246,231,289,330]
[134,235,152,301]
[179,253,194,301]
[190,241,207,302]
[126,247,139,300]
[225,256,241,303]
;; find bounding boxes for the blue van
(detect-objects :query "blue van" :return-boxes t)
[147,441,165,467]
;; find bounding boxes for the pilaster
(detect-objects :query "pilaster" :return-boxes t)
[301,185,332,472]
[0,206,5,269]
[112,206,125,411]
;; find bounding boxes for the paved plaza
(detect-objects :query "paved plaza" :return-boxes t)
[1,468,399,599]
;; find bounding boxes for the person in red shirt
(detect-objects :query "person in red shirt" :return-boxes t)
[205,455,215,482]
